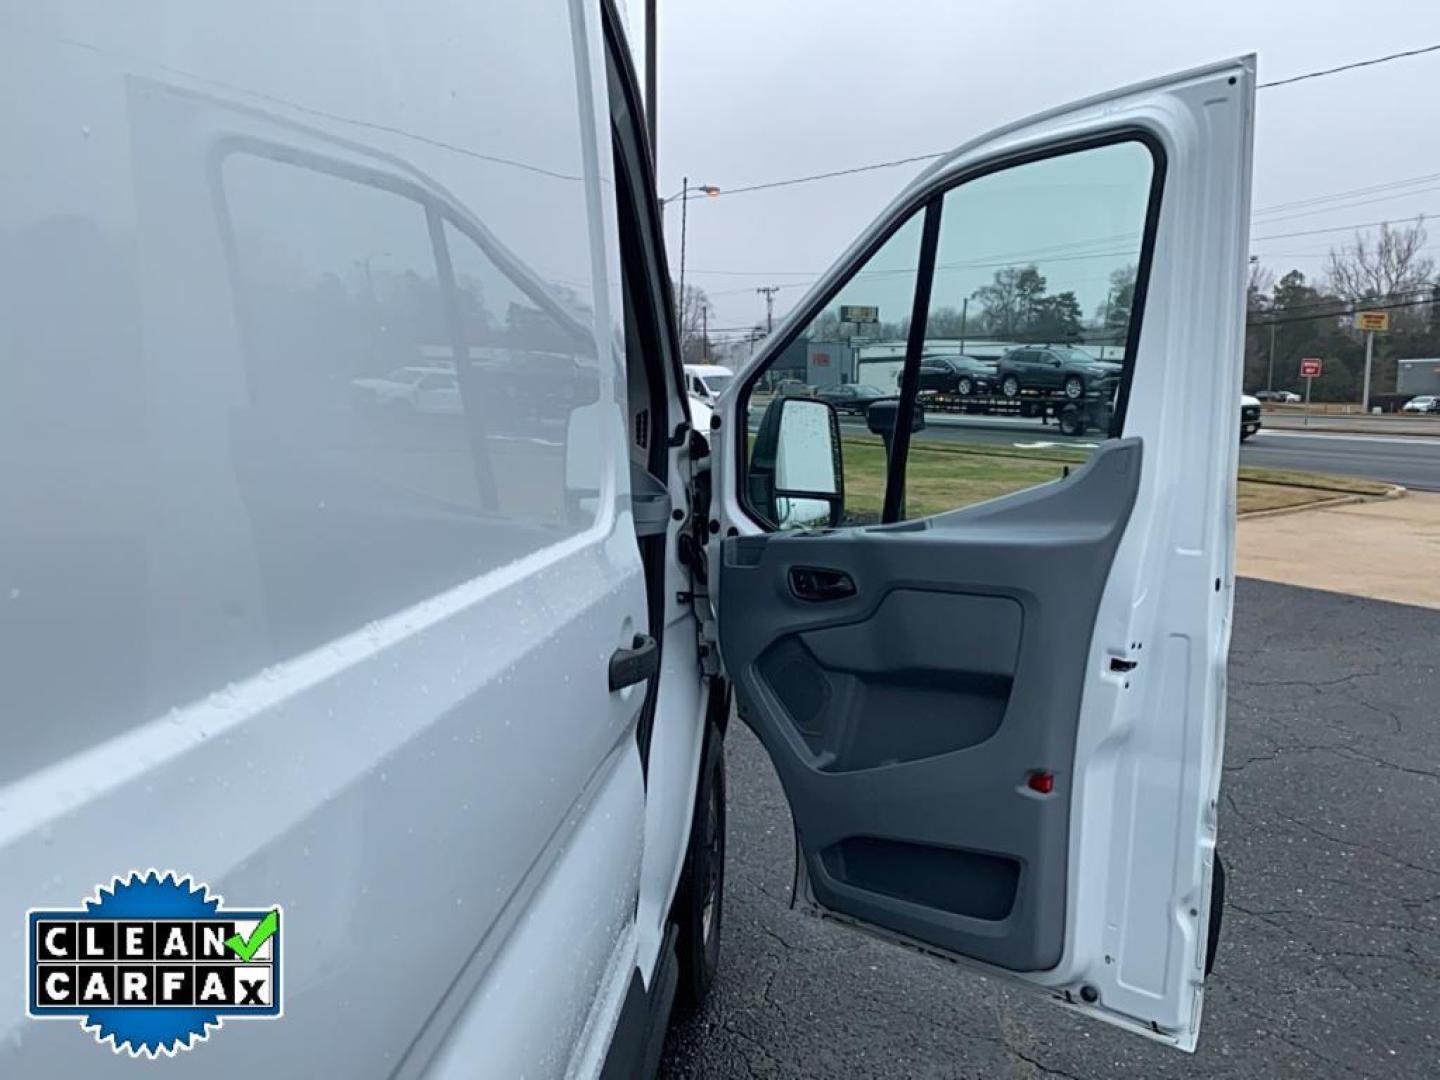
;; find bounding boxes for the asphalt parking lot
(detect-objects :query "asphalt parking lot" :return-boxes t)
[661,579,1440,1079]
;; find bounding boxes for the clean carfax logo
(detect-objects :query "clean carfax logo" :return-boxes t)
[27,870,282,1057]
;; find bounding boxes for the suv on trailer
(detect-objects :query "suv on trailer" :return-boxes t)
[0,2,1254,1073]
[997,346,1122,399]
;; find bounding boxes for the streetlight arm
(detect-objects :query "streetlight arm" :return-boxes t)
[660,183,720,205]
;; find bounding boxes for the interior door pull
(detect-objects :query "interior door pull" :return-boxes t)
[609,634,659,691]
[789,566,856,602]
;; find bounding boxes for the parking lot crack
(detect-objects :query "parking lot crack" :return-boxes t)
[1325,745,1440,782]
[1270,808,1440,879]
[1002,1046,1084,1080]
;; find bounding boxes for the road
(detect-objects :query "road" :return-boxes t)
[1240,430,1440,491]
[661,580,1440,1079]
[833,413,1440,491]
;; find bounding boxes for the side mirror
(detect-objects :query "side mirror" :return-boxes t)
[747,397,844,530]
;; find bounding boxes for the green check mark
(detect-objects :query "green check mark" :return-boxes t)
[225,909,279,962]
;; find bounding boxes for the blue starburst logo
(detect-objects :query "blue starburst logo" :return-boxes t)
[27,870,283,1057]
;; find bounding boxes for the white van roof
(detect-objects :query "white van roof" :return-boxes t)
[683,364,732,378]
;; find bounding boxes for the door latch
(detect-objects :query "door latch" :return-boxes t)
[609,634,660,691]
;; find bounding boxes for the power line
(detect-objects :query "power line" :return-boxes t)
[716,152,950,198]
[1249,282,1437,318]
[1253,171,1440,215]
[1258,42,1440,89]
[1252,211,1432,244]
[687,44,1440,202]
[1252,185,1440,225]
[1247,293,1438,328]
[691,212,1432,289]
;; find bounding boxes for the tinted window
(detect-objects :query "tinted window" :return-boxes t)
[743,213,925,523]
[740,138,1156,528]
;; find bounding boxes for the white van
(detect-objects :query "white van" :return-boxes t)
[0,1,1252,1074]
[683,363,735,404]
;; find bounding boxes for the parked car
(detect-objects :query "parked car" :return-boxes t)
[351,366,463,415]
[1401,394,1440,414]
[0,3,1254,1072]
[1241,394,1262,440]
[916,354,997,396]
[996,346,1122,399]
[1253,389,1301,403]
[684,363,734,404]
[814,383,891,414]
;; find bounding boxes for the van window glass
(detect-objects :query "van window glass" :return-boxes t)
[441,217,601,529]
[737,139,1156,528]
[742,213,926,524]
[216,152,600,660]
[902,139,1153,518]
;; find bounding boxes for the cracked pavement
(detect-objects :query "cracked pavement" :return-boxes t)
[660,580,1440,1078]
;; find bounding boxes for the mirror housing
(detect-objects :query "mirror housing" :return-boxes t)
[864,399,926,438]
[747,397,844,530]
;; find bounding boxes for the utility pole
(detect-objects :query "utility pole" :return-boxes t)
[679,174,689,339]
[701,302,708,360]
[645,0,657,168]
[959,296,968,354]
[1267,321,1278,392]
[1362,328,1375,413]
[756,285,780,334]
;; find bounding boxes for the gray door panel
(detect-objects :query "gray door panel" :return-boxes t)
[719,439,1141,971]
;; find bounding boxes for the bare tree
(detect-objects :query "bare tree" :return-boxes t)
[1325,219,1434,303]
[674,282,711,363]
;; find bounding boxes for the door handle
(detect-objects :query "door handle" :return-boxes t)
[609,634,659,691]
[788,566,856,602]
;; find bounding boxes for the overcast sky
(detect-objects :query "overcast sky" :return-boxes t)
[626,0,1440,342]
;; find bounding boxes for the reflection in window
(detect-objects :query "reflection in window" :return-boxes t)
[222,152,601,660]
[442,219,600,528]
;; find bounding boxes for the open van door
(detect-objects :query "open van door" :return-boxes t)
[709,58,1254,1050]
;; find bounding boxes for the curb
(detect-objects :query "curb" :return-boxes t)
[1239,494,1364,520]
[1263,422,1440,438]
[1237,484,1408,521]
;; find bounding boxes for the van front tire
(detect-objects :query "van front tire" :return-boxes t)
[673,716,726,1014]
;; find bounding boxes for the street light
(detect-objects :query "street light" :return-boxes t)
[660,178,719,337]
[659,182,720,207]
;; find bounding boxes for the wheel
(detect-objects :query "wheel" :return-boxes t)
[956,376,973,396]
[1001,374,1020,398]
[1058,406,1086,437]
[1063,374,1084,399]
[674,715,726,1013]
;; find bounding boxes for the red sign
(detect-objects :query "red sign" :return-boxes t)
[1299,357,1322,378]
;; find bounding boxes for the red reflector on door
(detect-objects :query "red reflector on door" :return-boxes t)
[1027,771,1055,794]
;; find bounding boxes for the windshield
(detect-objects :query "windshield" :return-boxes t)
[702,374,733,394]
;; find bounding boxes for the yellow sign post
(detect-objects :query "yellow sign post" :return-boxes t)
[1356,311,1389,412]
